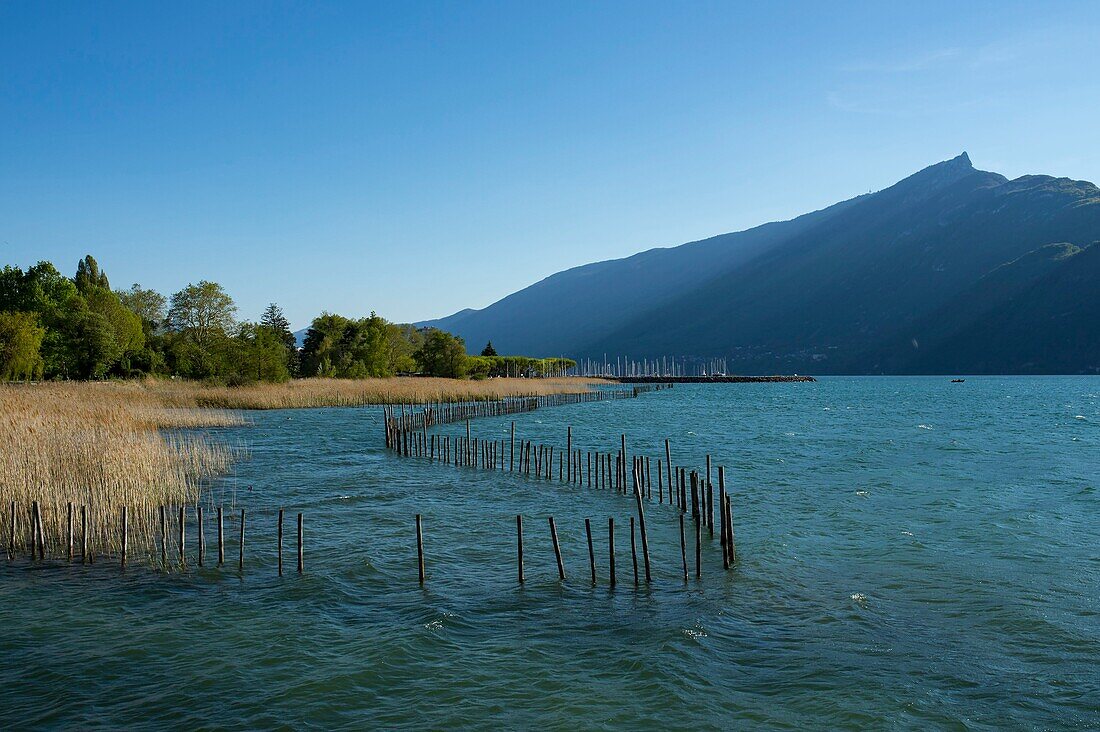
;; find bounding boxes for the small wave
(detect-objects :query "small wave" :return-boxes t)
[682,628,707,641]
[1074,415,1086,420]
[901,530,914,537]
[855,490,869,497]
[918,424,933,430]
[850,593,868,605]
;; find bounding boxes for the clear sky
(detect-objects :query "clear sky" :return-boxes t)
[2,2,1098,329]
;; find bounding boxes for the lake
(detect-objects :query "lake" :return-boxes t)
[2,377,1097,729]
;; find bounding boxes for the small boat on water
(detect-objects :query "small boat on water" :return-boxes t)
[951,378,965,383]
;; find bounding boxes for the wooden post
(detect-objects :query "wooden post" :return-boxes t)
[679,515,688,581]
[32,500,44,560]
[657,460,663,503]
[7,500,14,560]
[297,513,304,574]
[585,518,596,585]
[416,514,425,584]
[510,421,515,472]
[198,506,205,567]
[549,517,565,581]
[566,426,572,481]
[81,505,87,563]
[726,493,736,565]
[121,505,128,569]
[516,515,525,584]
[665,439,672,502]
[608,517,616,588]
[179,505,186,564]
[629,517,639,586]
[67,502,73,561]
[217,506,224,566]
[277,508,284,576]
[706,454,713,536]
[621,434,627,491]
[238,508,245,571]
[690,471,700,522]
[695,512,702,579]
[633,479,652,583]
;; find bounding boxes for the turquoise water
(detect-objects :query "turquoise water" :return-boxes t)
[2,377,1097,729]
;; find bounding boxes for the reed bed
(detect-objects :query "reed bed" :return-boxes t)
[135,376,604,410]
[1,383,238,563]
[1,376,602,565]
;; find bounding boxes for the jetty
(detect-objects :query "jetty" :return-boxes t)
[606,375,815,384]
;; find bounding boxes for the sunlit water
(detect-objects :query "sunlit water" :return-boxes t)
[2,377,1097,729]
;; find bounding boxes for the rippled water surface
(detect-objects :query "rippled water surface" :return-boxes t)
[3,377,1098,729]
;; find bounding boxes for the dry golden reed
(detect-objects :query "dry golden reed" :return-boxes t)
[138,376,602,410]
[1,377,600,565]
[0,383,238,563]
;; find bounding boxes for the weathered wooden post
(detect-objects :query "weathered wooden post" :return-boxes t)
[665,439,672,501]
[277,508,284,576]
[179,505,186,564]
[585,518,596,585]
[67,502,73,561]
[217,506,224,566]
[297,513,304,574]
[549,517,565,581]
[121,505,128,569]
[516,514,525,584]
[81,505,88,563]
[198,506,205,567]
[416,514,425,584]
[629,517,639,586]
[608,517,616,588]
[634,479,652,583]
[238,508,245,571]
[679,514,688,581]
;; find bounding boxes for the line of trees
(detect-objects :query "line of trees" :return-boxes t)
[0,255,575,383]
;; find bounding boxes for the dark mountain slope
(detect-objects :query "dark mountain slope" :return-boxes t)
[904,242,1100,374]
[581,157,1100,373]
[418,194,863,355]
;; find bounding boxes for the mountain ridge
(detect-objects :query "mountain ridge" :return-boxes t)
[419,154,1100,374]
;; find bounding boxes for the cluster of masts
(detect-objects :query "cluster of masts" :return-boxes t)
[569,356,731,378]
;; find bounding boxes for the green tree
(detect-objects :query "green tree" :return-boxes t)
[118,284,167,332]
[74,255,110,293]
[232,322,291,383]
[414,329,468,378]
[167,281,237,378]
[480,341,498,357]
[67,309,122,379]
[0,312,45,381]
[261,303,299,377]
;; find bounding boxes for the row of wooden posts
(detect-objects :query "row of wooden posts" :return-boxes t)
[383,383,672,436]
[391,416,738,582]
[8,500,306,575]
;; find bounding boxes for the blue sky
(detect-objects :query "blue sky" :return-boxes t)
[2,1,1097,328]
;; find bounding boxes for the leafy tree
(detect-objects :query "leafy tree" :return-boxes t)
[481,341,498,357]
[0,312,45,381]
[232,322,291,383]
[67,309,122,379]
[414,329,468,378]
[167,281,237,378]
[74,255,110,293]
[261,303,299,377]
[117,284,167,332]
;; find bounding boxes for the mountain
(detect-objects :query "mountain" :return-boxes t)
[421,154,1100,374]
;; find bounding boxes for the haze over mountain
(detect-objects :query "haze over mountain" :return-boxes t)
[420,154,1100,374]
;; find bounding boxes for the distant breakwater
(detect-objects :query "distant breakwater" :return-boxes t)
[606,375,816,384]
